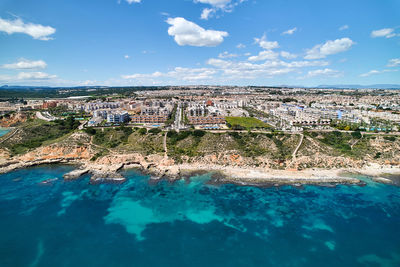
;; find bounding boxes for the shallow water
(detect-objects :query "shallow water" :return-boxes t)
[0,127,10,137]
[0,165,399,267]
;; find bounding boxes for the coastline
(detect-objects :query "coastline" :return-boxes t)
[1,155,399,187]
[0,127,11,137]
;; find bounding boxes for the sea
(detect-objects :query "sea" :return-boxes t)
[0,128,10,137]
[0,165,399,267]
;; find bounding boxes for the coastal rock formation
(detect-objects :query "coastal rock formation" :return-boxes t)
[1,129,400,187]
[0,113,27,127]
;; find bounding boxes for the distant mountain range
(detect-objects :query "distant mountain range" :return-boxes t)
[316,84,400,89]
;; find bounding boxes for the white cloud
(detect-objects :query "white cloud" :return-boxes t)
[218,51,238,58]
[248,50,278,61]
[280,51,297,59]
[305,68,342,78]
[371,28,398,38]
[195,0,245,20]
[304,38,355,59]
[2,59,47,69]
[387,58,400,67]
[360,69,398,77]
[166,17,228,47]
[236,43,246,49]
[207,57,329,79]
[254,34,279,50]
[201,8,214,20]
[339,25,349,31]
[0,17,55,40]
[124,55,130,59]
[195,0,231,8]
[126,0,141,4]
[17,72,57,80]
[121,56,329,84]
[360,70,380,77]
[0,71,57,82]
[122,67,216,81]
[282,27,297,35]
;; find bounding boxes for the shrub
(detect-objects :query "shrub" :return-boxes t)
[138,128,147,135]
[351,131,362,139]
[84,127,96,135]
[193,130,205,137]
[148,128,162,134]
[383,136,396,142]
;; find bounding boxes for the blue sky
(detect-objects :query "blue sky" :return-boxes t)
[0,0,399,87]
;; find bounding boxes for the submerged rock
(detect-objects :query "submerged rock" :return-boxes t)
[63,169,90,180]
[372,177,394,185]
[90,171,126,184]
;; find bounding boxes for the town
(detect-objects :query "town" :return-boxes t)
[1,86,399,133]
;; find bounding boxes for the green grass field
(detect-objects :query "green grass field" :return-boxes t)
[226,117,271,130]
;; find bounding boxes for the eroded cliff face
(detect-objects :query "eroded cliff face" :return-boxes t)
[18,145,92,162]
[0,113,27,127]
[1,129,400,177]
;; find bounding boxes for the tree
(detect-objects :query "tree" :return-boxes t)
[351,131,362,139]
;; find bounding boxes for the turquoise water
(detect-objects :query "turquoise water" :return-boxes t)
[0,166,399,266]
[0,127,10,137]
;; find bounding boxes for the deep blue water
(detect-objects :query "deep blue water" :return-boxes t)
[0,166,399,267]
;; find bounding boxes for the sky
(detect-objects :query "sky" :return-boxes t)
[0,0,400,87]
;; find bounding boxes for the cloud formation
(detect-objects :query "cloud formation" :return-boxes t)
[122,67,216,81]
[248,50,278,61]
[360,69,398,77]
[280,51,297,59]
[0,71,57,82]
[2,59,47,69]
[282,27,297,35]
[387,58,400,67]
[371,28,398,38]
[166,17,228,47]
[254,34,279,50]
[305,38,355,59]
[195,0,245,20]
[0,17,55,40]
[218,51,238,58]
[17,72,57,80]
[305,68,342,78]
[126,0,141,3]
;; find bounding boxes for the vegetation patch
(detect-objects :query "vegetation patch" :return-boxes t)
[226,116,271,130]
[4,117,80,155]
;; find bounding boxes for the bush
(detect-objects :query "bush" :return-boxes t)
[84,127,96,135]
[351,131,362,139]
[148,128,162,134]
[138,128,147,135]
[383,136,396,142]
[193,130,205,137]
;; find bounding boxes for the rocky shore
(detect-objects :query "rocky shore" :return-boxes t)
[1,132,399,186]
[2,152,398,187]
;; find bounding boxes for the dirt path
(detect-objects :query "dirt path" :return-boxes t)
[0,128,19,144]
[350,133,364,150]
[292,133,304,161]
[163,131,168,158]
